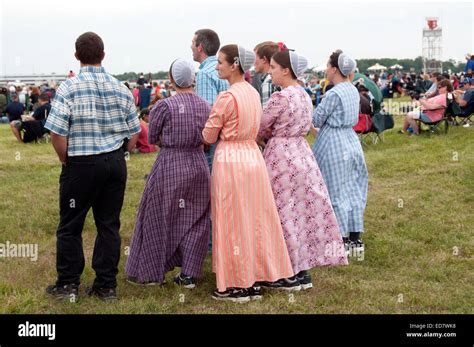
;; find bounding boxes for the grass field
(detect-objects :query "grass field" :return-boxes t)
[1,99,473,314]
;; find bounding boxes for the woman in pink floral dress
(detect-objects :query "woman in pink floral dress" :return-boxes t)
[258,51,348,290]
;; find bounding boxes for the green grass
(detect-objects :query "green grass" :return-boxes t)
[1,100,473,313]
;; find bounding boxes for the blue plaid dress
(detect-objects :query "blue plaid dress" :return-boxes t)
[312,82,368,237]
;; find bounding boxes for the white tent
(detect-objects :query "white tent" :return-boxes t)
[312,64,327,72]
[390,64,403,70]
[367,63,387,71]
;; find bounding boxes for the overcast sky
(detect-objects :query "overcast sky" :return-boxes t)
[0,0,472,76]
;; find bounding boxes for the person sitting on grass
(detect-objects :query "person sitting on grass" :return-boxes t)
[11,93,51,143]
[6,94,25,142]
[0,87,8,122]
[133,109,157,154]
[399,79,453,135]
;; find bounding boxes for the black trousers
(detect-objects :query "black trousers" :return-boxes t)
[56,148,127,289]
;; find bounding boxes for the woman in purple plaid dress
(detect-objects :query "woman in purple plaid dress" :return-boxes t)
[126,59,211,288]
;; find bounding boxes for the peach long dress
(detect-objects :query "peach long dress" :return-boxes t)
[202,81,294,292]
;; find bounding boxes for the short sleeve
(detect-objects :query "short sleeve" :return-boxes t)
[148,100,168,144]
[124,90,141,135]
[196,71,217,106]
[202,92,234,144]
[44,83,72,136]
[32,106,44,120]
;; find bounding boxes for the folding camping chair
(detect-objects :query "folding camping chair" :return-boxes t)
[355,115,375,146]
[457,113,473,126]
[453,110,473,126]
[357,110,394,145]
[444,95,471,126]
[416,93,453,136]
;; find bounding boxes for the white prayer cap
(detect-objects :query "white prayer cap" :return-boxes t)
[338,53,357,77]
[289,51,308,79]
[237,46,255,73]
[171,58,195,88]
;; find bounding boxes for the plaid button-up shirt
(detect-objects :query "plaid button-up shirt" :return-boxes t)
[195,56,229,106]
[45,66,141,156]
[260,73,275,108]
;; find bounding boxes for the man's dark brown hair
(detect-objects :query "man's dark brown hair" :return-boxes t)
[75,32,105,65]
[39,93,50,102]
[194,29,220,56]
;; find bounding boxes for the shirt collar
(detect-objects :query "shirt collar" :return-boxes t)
[80,66,106,74]
[261,73,271,83]
[199,56,217,69]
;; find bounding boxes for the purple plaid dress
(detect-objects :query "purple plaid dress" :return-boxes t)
[125,93,211,283]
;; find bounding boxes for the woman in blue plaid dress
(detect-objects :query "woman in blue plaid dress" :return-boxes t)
[312,51,368,252]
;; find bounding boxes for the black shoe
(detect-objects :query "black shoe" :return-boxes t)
[126,276,163,286]
[343,237,351,256]
[347,240,365,256]
[257,276,302,291]
[174,273,196,289]
[45,283,79,301]
[212,288,250,303]
[296,271,313,290]
[248,285,263,300]
[86,286,117,302]
[352,239,365,253]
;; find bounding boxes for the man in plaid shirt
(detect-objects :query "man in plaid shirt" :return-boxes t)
[191,29,228,252]
[191,28,228,172]
[45,32,140,302]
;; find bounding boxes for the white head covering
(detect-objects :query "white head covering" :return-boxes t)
[289,51,308,80]
[171,58,195,88]
[337,53,357,77]
[237,46,255,73]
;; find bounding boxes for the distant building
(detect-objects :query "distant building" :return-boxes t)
[0,74,67,85]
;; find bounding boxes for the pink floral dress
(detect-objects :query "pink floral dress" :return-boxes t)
[258,86,348,274]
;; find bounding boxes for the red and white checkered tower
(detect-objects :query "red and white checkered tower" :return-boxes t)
[422,17,443,73]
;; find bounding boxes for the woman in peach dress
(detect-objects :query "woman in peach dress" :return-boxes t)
[202,45,294,303]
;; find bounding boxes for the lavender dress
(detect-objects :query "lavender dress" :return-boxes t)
[125,93,211,283]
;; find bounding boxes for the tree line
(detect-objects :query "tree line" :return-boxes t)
[113,56,466,81]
